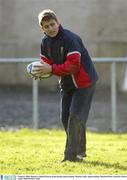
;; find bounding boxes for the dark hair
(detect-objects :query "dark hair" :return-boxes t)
[38,9,58,26]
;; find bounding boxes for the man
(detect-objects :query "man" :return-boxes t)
[34,9,98,162]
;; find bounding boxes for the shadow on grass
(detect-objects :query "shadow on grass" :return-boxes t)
[82,160,127,171]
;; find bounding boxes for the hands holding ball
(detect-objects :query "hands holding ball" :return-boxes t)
[27,60,52,80]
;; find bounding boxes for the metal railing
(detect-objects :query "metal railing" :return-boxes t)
[93,57,127,132]
[0,57,127,131]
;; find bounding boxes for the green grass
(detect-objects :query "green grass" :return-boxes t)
[0,128,127,175]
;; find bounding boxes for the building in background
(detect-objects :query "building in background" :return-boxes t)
[0,0,127,89]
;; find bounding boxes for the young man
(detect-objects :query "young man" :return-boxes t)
[34,9,98,162]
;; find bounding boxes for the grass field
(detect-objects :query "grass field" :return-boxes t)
[0,128,127,175]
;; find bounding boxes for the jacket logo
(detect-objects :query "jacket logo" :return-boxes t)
[60,46,64,54]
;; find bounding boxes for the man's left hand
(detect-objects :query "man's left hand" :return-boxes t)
[33,62,52,77]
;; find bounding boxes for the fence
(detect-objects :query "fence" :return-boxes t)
[0,57,127,131]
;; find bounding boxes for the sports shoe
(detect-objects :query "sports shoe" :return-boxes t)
[60,156,83,163]
[77,153,87,158]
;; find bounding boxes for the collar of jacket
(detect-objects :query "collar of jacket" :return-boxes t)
[45,25,64,40]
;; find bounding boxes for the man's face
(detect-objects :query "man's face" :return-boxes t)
[41,19,59,37]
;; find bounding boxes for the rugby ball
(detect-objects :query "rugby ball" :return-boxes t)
[27,61,52,79]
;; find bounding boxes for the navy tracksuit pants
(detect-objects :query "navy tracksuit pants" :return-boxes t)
[60,84,95,160]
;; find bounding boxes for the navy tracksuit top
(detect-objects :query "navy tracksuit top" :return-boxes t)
[40,25,98,91]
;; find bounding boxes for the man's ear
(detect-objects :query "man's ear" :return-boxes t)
[57,18,60,24]
[40,27,44,33]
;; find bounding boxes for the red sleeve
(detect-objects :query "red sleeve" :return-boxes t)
[52,51,81,76]
[40,54,53,65]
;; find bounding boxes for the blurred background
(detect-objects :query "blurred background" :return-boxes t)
[0,0,127,131]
